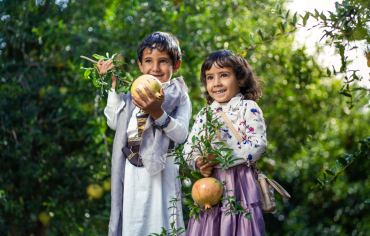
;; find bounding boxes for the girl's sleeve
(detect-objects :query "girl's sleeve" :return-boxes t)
[183,110,204,171]
[231,101,267,162]
[154,95,191,144]
[104,90,125,131]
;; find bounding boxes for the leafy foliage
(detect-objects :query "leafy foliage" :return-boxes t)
[1,0,369,235]
[81,53,134,96]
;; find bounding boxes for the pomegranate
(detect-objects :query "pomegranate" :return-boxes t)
[86,184,104,199]
[131,74,163,100]
[191,177,223,211]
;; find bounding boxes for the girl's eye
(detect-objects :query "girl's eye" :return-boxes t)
[145,60,151,63]
[221,74,228,77]
[207,76,213,80]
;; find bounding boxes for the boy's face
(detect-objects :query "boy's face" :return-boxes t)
[205,64,241,103]
[138,47,181,83]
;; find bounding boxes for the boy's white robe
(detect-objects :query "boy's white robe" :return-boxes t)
[104,80,191,236]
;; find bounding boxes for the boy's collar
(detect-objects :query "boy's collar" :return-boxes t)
[161,80,171,89]
[210,93,244,112]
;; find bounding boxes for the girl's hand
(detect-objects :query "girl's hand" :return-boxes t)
[200,165,213,177]
[205,153,217,163]
[196,154,219,177]
[200,161,219,177]
[132,87,165,120]
[195,157,206,169]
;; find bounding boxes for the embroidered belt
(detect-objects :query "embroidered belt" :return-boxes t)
[122,140,175,167]
[122,112,174,167]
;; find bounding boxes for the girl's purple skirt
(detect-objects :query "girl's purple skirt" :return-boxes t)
[186,164,265,236]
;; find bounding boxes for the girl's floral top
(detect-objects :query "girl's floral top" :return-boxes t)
[184,93,267,170]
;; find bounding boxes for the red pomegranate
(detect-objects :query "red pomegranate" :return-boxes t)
[191,177,224,211]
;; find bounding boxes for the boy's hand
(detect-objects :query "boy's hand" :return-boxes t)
[96,59,117,89]
[96,59,114,75]
[132,87,165,120]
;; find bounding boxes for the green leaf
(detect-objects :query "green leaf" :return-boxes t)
[325,169,335,176]
[330,166,336,175]
[292,12,297,25]
[126,72,134,82]
[326,68,331,77]
[278,22,284,33]
[93,54,107,60]
[365,199,370,204]
[249,33,255,45]
[275,3,280,12]
[338,157,347,166]
[285,10,290,19]
[84,69,91,78]
[283,21,287,32]
[335,160,341,169]
[207,111,213,122]
[92,72,101,88]
[192,135,196,144]
[302,12,310,26]
[213,142,226,146]
[216,124,224,130]
[338,90,352,98]
[320,13,327,21]
[221,148,234,152]
[191,171,204,180]
[245,212,253,220]
[314,9,319,19]
[257,29,263,41]
[189,209,195,217]
[285,31,292,39]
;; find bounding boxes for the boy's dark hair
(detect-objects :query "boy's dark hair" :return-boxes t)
[137,32,182,65]
[200,50,262,105]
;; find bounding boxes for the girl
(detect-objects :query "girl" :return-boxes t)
[184,50,267,236]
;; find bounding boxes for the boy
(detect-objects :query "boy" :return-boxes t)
[98,32,191,236]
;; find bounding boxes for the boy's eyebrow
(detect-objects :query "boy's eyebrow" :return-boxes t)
[143,56,171,60]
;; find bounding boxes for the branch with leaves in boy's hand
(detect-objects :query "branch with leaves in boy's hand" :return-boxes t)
[96,59,117,89]
[132,87,165,120]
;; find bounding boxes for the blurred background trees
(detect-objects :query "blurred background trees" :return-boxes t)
[0,0,369,235]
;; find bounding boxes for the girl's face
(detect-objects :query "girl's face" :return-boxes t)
[205,64,241,103]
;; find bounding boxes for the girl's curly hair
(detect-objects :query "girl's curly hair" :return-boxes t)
[200,50,262,105]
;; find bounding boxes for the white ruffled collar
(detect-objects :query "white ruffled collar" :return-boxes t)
[210,93,244,113]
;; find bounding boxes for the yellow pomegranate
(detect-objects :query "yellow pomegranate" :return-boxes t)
[86,184,104,199]
[191,177,223,211]
[103,178,111,192]
[38,211,51,226]
[131,75,163,100]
